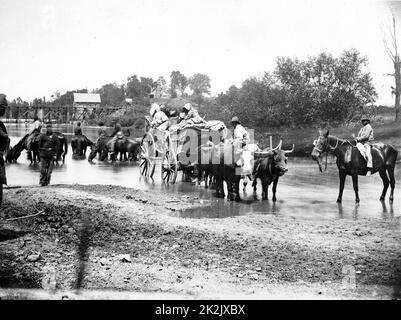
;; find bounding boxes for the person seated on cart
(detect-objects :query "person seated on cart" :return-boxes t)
[150,103,170,131]
[178,103,205,129]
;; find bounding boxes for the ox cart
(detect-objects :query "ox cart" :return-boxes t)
[139,117,227,184]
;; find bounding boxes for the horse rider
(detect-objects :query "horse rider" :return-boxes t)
[74,121,82,136]
[353,115,374,176]
[0,94,10,205]
[26,115,43,151]
[109,122,123,155]
[74,120,93,147]
[150,103,169,131]
[38,124,60,186]
[231,116,250,148]
[97,121,107,138]
[178,103,205,129]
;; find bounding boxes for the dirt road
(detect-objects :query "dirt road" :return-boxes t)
[1,184,400,299]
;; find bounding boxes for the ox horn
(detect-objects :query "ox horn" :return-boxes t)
[284,144,295,154]
[273,140,282,151]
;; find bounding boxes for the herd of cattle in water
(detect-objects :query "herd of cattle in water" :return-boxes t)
[4,128,398,205]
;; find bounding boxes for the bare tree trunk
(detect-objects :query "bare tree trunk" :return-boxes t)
[395,56,401,121]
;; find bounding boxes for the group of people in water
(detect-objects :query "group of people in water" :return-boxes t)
[0,94,375,199]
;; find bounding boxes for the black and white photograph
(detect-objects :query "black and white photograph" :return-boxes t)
[0,0,401,304]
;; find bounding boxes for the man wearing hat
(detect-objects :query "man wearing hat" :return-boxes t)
[231,116,250,148]
[38,124,60,186]
[353,115,374,175]
[179,103,205,128]
[0,94,10,205]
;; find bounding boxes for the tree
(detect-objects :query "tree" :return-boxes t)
[189,73,211,106]
[217,50,377,127]
[274,50,377,125]
[126,75,155,100]
[189,73,211,96]
[94,83,125,106]
[156,76,168,97]
[382,3,401,121]
[50,91,61,102]
[170,71,187,97]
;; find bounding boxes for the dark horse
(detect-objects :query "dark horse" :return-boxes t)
[88,135,140,163]
[88,136,112,162]
[6,134,33,163]
[111,137,141,162]
[311,129,398,203]
[7,131,68,164]
[71,135,93,159]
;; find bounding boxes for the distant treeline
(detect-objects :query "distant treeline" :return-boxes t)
[7,49,392,129]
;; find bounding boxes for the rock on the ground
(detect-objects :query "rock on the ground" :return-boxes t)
[118,254,132,263]
[27,253,41,262]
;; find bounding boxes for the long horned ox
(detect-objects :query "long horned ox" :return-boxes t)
[251,140,295,201]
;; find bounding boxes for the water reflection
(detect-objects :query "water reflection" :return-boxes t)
[3,123,401,221]
[352,205,359,221]
[337,203,344,218]
[380,201,395,220]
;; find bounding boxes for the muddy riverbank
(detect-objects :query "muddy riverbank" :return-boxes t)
[1,184,400,299]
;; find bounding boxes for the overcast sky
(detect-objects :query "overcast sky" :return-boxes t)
[0,0,399,105]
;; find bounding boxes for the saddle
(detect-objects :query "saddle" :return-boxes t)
[345,142,383,166]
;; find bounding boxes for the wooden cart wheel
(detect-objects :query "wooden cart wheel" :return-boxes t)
[161,150,178,184]
[139,133,156,178]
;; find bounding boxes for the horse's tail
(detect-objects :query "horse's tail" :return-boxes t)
[71,137,76,151]
[386,144,398,165]
[76,137,81,155]
[63,137,68,156]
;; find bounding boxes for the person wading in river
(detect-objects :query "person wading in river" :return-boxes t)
[74,121,82,136]
[108,122,123,156]
[352,115,374,176]
[38,124,60,186]
[0,94,10,206]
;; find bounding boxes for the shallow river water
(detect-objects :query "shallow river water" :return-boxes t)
[3,123,401,221]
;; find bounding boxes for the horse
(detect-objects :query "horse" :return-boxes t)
[53,131,68,164]
[6,131,68,165]
[88,136,112,162]
[311,129,398,204]
[71,135,93,159]
[6,133,39,164]
[110,137,140,162]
